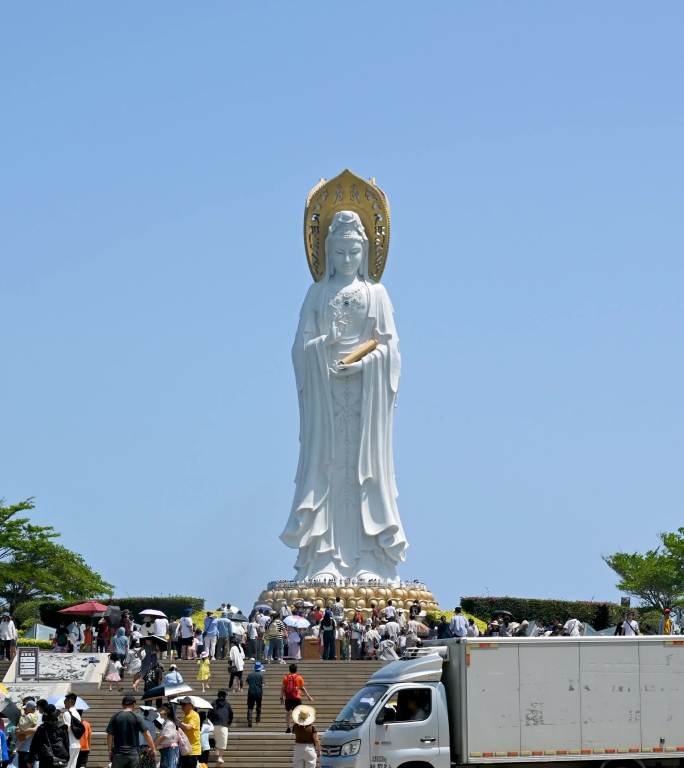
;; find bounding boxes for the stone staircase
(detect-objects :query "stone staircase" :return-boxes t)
[84,658,381,767]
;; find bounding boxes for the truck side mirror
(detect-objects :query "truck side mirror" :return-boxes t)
[378,705,396,724]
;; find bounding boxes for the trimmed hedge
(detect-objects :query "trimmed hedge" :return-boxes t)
[17,638,53,650]
[460,596,621,630]
[39,596,205,627]
[426,610,487,633]
[109,596,205,621]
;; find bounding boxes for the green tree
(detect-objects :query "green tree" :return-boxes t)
[0,498,113,616]
[0,498,57,559]
[604,529,684,610]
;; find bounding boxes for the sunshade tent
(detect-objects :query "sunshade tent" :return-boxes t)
[24,623,56,641]
[59,601,109,616]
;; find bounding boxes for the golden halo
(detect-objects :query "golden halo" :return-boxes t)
[304,168,390,282]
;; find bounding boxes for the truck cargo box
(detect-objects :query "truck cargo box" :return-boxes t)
[443,636,684,763]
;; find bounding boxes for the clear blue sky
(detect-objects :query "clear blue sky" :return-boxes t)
[2,3,682,614]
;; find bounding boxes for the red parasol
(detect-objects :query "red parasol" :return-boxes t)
[58,601,109,615]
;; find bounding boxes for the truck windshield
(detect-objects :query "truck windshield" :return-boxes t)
[329,684,388,730]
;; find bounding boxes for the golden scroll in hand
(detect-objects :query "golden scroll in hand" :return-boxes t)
[339,339,378,366]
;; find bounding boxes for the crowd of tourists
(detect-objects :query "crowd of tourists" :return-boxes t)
[0,672,320,768]
[2,600,682,768]
[432,607,682,639]
[0,693,94,768]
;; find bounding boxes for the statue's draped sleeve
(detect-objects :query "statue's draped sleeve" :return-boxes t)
[358,283,406,562]
[285,282,332,548]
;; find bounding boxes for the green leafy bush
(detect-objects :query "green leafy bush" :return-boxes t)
[12,600,42,629]
[460,596,622,630]
[17,638,53,650]
[425,610,487,633]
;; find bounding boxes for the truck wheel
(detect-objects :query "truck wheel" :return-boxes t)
[397,762,436,768]
[600,761,646,768]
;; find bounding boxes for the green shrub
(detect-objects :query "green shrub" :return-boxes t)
[17,638,53,650]
[39,596,205,628]
[426,610,487,633]
[460,596,622,630]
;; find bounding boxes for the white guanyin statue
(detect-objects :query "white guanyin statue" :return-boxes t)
[280,174,408,583]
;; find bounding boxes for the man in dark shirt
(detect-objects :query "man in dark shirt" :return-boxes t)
[436,616,452,639]
[106,695,155,768]
[246,662,264,727]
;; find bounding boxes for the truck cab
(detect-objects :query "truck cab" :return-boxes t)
[320,653,451,768]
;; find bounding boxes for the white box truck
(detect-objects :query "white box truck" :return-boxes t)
[320,636,684,768]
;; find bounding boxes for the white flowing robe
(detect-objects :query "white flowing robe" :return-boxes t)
[280,279,408,580]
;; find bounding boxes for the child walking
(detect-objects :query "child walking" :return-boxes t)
[197,650,211,692]
[187,628,201,660]
[105,652,123,691]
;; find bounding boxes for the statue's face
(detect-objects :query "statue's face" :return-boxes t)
[330,236,364,277]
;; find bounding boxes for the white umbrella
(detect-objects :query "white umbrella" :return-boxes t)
[48,695,90,711]
[284,615,310,629]
[139,609,167,618]
[166,684,193,698]
[171,695,213,710]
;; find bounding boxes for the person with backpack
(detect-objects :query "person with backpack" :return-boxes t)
[264,613,285,663]
[106,695,156,768]
[280,663,314,734]
[61,694,84,768]
[209,691,233,764]
[246,662,264,728]
[28,704,70,768]
[163,664,184,686]
[228,641,245,693]
[141,649,164,708]
[126,643,145,692]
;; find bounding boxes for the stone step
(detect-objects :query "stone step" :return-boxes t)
[79,660,379,768]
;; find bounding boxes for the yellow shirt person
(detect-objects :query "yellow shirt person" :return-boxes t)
[180,702,201,756]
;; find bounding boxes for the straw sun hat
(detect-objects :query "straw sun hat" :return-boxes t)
[292,704,316,727]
